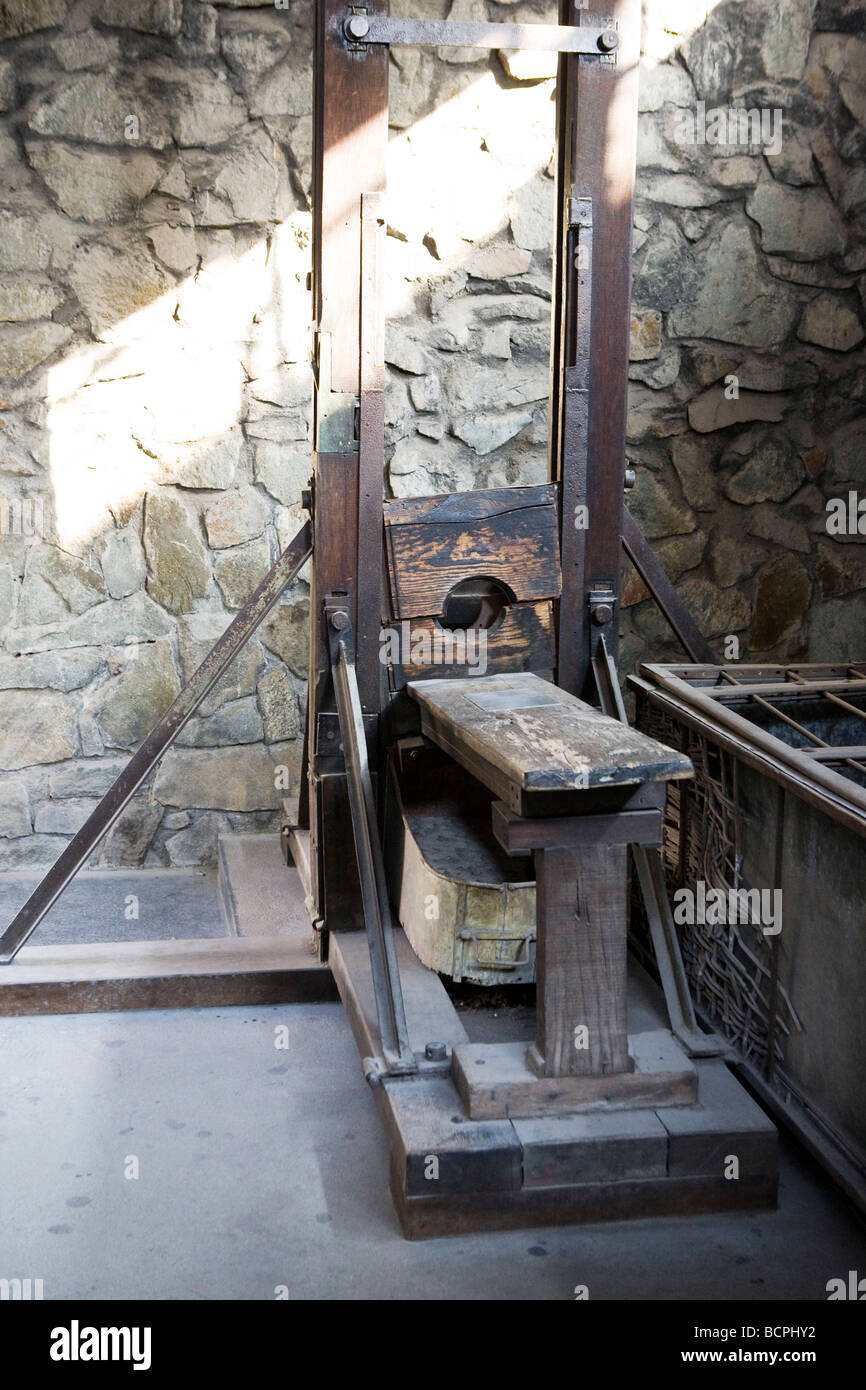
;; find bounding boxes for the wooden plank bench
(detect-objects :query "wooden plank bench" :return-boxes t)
[406,673,695,1105]
[407,672,692,814]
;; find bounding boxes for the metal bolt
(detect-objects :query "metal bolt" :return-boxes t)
[592,603,614,626]
[425,1041,447,1062]
[623,468,636,491]
[345,14,370,40]
[330,611,350,631]
[598,28,619,52]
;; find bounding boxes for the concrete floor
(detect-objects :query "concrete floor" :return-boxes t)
[1,999,864,1300]
[0,869,227,945]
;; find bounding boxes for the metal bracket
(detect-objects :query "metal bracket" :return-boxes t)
[589,582,616,629]
[325,597,417,1075]
[314,331,359,454]
[342,11,619,56]
[568,196,593,229]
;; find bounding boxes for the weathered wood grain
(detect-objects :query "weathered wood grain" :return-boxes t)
[491,802,662,855]
[452,1031,698,1119]
[392,1173,777,1240]
[382,1076,522,1197]
[0,936,336,1017]
[408,672,694,800]
[384,486,561,619]
[514,1108,669,1187]
[383,484,557,526]
[384,601,555,686]
[534,843,629,1076]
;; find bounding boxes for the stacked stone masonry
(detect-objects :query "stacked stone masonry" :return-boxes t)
[0,0,863,867]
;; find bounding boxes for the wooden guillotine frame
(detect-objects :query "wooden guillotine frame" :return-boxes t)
[0,1,779,1238]
[284,0,777,1233]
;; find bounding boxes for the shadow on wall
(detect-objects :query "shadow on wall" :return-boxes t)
[0,0,864,872]
[622,0,866,675]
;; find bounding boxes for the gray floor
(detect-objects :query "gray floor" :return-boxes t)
[0,870,227,946]
[1,1000,864,1301]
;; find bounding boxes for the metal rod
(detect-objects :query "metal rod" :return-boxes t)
[787,664,866,727]
[622,506,715,664]
[820,690,866,725]
[327,605,416,1074]
[591,636,722,1057]
[745,693,826,746]
[805,746,866,762]
[720,669,866,776]
[765,785,785,1084]
[643,667,866,819]
[0,523,314,965]
[706,678,866,700]
[633,673,866,840]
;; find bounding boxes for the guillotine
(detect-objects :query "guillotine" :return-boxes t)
[281,0,777,1233]
[0,2,778,1238]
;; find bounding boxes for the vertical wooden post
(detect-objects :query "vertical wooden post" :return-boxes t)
[308,1,389,934]
[531,843,629,1077]
[553,0,642,698]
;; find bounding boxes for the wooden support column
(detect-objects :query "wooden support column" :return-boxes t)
[309,0,388,934]
[553,0,642,697]
[530,842,629,1078]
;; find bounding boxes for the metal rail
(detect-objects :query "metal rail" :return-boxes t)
[733,665,866,780]
[643,663,866,815]
[0,523,313,965]
[591,635,724,1058]
[326,599,416,1075]
[630,672,866,840]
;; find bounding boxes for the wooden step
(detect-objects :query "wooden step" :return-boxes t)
[0,934,336,1017]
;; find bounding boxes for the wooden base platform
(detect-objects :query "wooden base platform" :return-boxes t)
[453,1031,698,1119]
[329,928,778,1239]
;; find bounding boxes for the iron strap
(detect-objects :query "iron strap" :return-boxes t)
[344,15,619,55]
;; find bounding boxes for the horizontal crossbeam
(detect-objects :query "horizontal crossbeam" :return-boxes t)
[343,14,619,55]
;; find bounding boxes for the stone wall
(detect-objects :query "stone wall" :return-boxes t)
[0,0,864,869]
[623,0,866,677]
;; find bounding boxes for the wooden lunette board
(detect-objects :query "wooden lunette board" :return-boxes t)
[383,485,561,685]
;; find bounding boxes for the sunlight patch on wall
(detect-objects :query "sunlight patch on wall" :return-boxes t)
[384,65,556,317]
[642,0,728,66]
[47,217,311,552]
